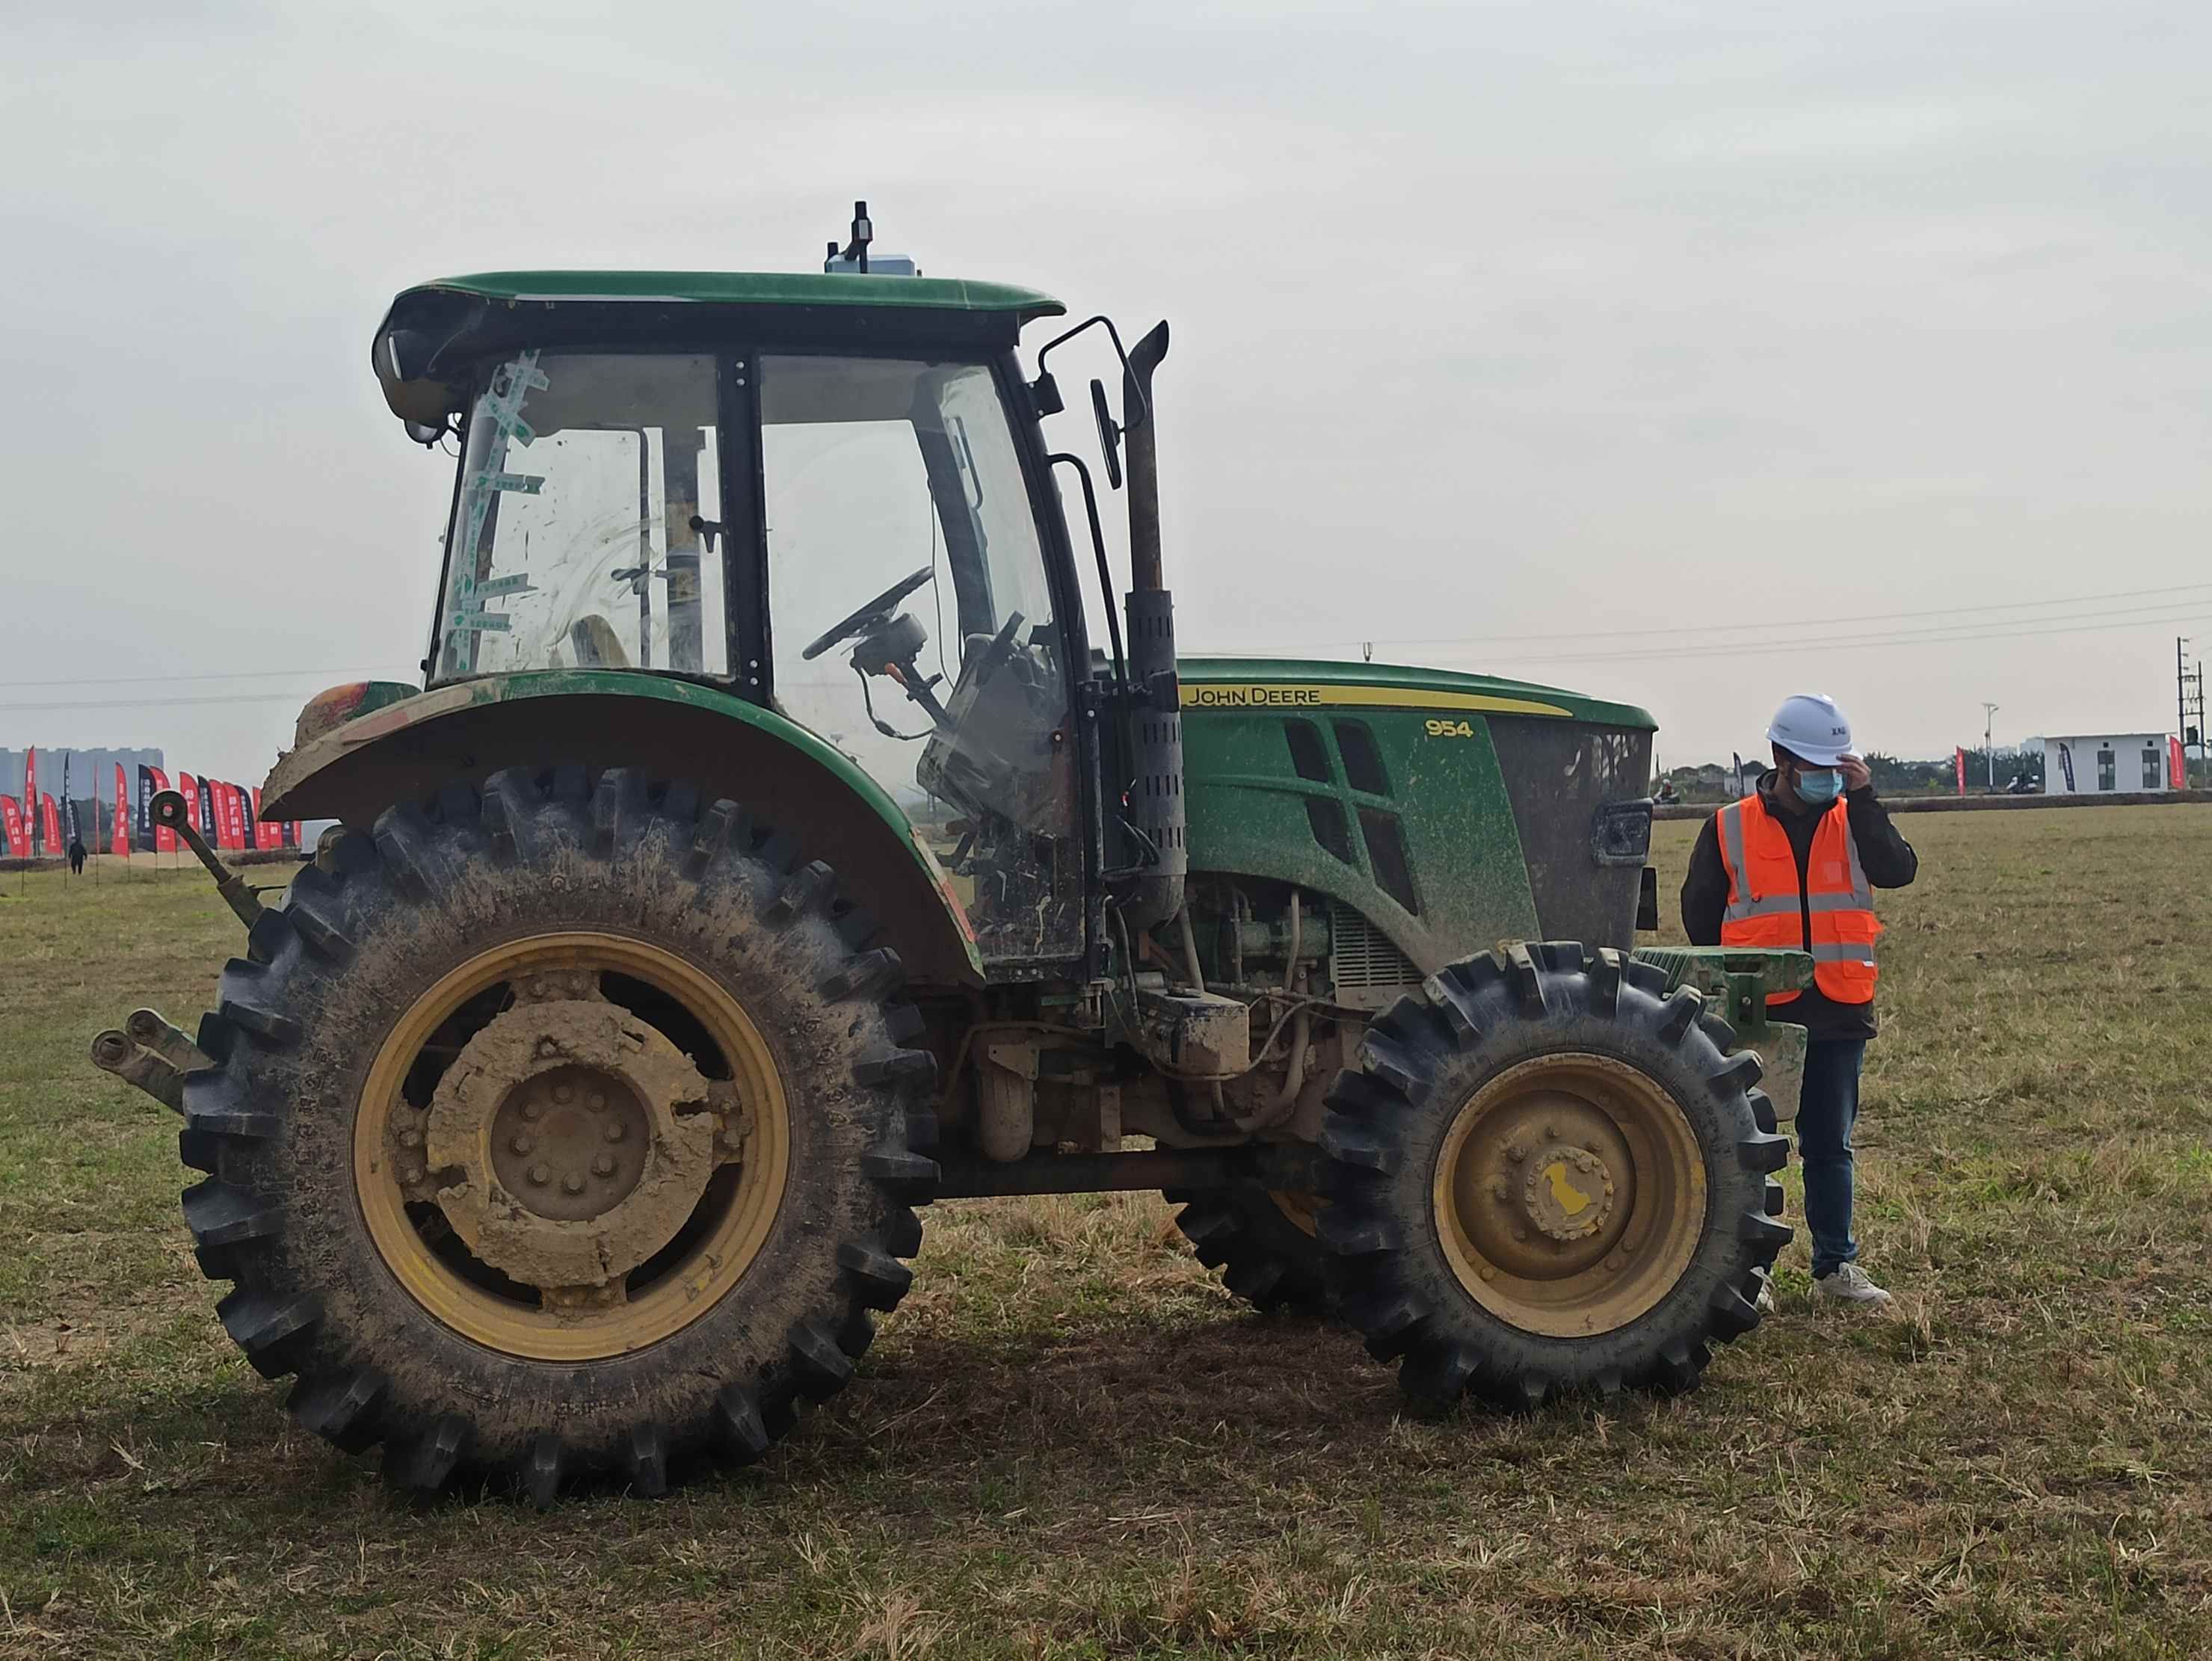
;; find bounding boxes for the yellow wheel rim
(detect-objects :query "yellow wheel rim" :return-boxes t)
[1268,1189,1325,1237]
[1432,1052,1705,1339]
[354,932,790,1362]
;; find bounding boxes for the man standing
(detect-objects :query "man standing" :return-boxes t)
[1680,694,1917,1308]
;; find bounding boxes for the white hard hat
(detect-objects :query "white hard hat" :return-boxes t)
[1767,693,1853,765]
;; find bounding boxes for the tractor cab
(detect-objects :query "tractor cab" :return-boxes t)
[372,240,1165,966]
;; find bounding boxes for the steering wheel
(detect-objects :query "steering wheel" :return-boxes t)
[801,566,936,662]
[967,610,1026,688]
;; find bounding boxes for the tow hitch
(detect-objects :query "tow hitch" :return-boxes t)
[91,789,255,1116]
[90,1008,216,1116]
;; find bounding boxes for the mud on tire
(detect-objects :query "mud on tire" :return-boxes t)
[177,767,938,1500]
[1315,942,1789,1408]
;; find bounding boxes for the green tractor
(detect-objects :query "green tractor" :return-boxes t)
[100,208,1808,1500]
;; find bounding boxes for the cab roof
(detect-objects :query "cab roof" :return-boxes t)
[375,270,1065,426]
[404,269,1065,321]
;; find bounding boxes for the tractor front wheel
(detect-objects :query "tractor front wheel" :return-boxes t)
[1316,943,1788,1408]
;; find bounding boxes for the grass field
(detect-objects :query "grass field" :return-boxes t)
[2,810,2210,1660]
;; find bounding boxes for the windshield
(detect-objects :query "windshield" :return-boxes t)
[435,353,727,681]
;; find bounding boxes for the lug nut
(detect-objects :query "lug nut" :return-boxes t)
[1491,1181,1511,1203]
[1513,1227,1529,1243]
[561,1172,585,1195]
[605,1121,626,1143]
[537,1038,558,1058]
[553,1084,573,1104]
[593,1153,616,1177]
[1479,1266,1497,1282]
[1544,1123,1560,1140]
[522,1100,543,1122]
[587,1091,606,1111]
[1506,1143,1528,1163]
[529,1164,550,1186]
[511,1133,534,1155]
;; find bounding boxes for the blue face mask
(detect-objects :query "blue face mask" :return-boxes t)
[1795,766,1844,805]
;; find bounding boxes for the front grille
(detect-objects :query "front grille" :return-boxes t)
[1329,900,1422,1009]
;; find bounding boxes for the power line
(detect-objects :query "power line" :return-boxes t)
[0,690,347,714]
[0,666,390,689]
[1486,610,2212,668]
[1197,603,2212,668]
[1289,579,2212,653]
[1427,608,2212,668]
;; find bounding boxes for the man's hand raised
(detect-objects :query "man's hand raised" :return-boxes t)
[1839,754,1873,792]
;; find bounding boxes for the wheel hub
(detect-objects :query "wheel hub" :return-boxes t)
[487,1064,650,1222]
[417,998,726,1298]
[1456,1090,1636,1282]
[1521,1144,1617,1242]
[1433,1053,1707,1338]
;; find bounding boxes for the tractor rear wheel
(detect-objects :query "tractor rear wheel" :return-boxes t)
[177,767,937,1500]
[1168,1185,1334,1314]
[1316,943,1787,1408]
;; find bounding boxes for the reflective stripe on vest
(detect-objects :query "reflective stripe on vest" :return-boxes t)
[1713,793,1880,1005]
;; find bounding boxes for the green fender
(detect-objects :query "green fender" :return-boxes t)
[260,671,986,987]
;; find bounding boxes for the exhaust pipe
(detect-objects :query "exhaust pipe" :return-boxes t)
[1117,321,1186,936]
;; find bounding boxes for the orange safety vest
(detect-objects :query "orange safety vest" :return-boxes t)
[1713,792,1879,1005]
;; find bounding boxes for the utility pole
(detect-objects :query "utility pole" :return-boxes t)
[2181,638,2191,790]
[2182,638,2205,791]
[1982,702,2000,789]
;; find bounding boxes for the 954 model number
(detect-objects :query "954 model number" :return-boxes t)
[1424,718,1476,739]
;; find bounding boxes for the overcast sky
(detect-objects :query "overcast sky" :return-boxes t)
[5,0,2210,784]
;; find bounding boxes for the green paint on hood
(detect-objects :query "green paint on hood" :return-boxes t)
[1179,657,1657,732]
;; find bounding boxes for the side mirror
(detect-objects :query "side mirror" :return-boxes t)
[1090,378,1123,490]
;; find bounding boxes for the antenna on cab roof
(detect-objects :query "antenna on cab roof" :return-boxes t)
[823,200,920,277]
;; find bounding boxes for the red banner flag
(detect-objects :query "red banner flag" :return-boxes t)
[287,822,303,850]
[177,772,199,833]
[224,783,248,850]
[0,795,23,856]
[253,787,282,849]
[40,793,61,852]
[211,783,235,850]
[22,748,37,853]
[1954,747,1967,795]
[112,764,130,857]
[2172,735,2188,791]
[147,767,177,853]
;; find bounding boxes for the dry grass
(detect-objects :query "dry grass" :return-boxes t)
[2,810,2211,1658]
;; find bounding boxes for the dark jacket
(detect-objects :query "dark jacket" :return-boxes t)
[1679,772,1918,1041]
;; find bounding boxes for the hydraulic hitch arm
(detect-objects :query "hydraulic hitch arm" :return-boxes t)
[151,789,265,929]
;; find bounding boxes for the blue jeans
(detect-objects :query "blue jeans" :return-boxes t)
[1798,1038,1866,1278]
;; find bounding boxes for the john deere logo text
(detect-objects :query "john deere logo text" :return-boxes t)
[1184,684,1323,708]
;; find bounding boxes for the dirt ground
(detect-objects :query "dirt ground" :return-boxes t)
[1,808,2208,1658]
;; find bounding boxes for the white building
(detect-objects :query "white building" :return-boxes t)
[2042,733,2172,795]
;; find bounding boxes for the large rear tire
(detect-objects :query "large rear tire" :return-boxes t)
[1316,943,1788,1408]
[178,766,938,1500]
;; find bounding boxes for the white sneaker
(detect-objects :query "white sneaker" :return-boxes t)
[1812,1263,1892,1309]
[1751,1268,1775,1315]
